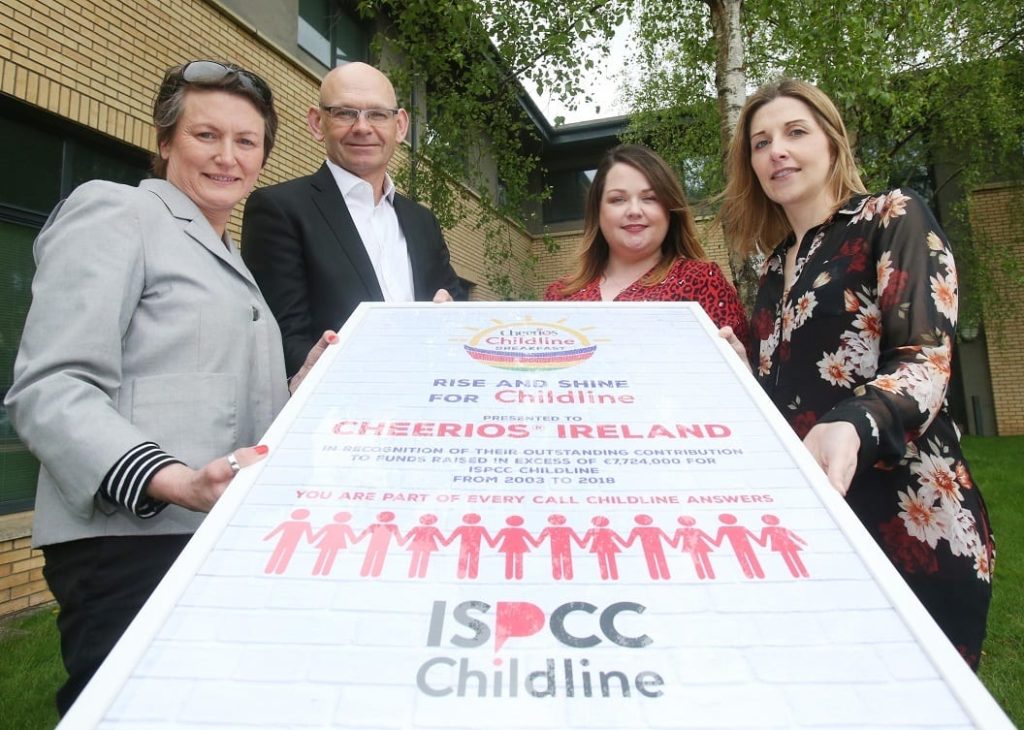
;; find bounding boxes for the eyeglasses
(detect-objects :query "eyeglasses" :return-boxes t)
[178,60,273,106]
[321,106,400,126]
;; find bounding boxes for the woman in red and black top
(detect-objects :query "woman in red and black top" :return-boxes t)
[545,144,748,340]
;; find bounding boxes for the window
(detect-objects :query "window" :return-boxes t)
[0,220,40,514]
[0,107,148,515]
[298,0,370,68]
[542,168,596,225]
[0,117,63,217]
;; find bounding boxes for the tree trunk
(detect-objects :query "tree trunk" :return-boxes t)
[709,0,745,157]
[708,0,759,310]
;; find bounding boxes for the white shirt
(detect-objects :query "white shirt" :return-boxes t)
[326,160,415,302]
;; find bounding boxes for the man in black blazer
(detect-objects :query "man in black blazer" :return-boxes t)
[242,62,462,375]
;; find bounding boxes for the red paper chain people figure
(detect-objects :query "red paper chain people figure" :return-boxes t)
[492,515,534,580]
[404,513,447,579]
[624,514,674,580]
[533,514,585,580]
[581,516,626,580]
[759,514,809,578]
[311,511,358,576]
[447,513,492,580]
[358,511,403,577]
[262,509,809,582]
[713,513,765,579]
[672,516,717,580]
[262,508,314,575]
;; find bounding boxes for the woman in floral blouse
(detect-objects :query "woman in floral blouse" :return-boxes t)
[546,145,749,340]
[719,79,994,668]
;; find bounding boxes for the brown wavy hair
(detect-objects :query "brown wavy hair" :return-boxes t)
[555,144,706,296]
[719,78,867,258]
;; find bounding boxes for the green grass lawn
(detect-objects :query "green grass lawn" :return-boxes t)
[968,435,1024,724]
[0,605,61,730]
[1,436,1021,728]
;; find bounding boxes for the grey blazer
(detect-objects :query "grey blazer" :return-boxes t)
[5,179,289,547]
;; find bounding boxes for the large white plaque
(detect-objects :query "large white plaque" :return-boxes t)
[62,303,1011,728]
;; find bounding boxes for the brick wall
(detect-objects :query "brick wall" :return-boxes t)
[0,0,534,285]
[0,515,51,616]
[697,216,733,275]
[969,183,1024,435]
[0,0,324,227]
[533,229,586,294]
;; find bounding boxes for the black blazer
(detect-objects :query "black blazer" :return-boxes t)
[242,164,463,375]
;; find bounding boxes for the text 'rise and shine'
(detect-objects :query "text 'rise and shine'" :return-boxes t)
[429,378,635,405]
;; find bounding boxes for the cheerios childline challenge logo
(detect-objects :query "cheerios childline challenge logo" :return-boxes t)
[461,316,602,371]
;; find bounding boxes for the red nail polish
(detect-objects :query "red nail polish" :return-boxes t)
[254,445,269,455]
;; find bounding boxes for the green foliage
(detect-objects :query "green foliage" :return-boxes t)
[630,0,1024,189]
[354,0,628,298]
[626,0,1024,318]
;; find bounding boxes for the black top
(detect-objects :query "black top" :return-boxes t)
[748,188,994,666]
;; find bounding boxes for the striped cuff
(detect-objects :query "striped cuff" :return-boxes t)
[101,442,183,518]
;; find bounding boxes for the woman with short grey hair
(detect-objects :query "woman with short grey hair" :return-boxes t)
[5,60,331,714]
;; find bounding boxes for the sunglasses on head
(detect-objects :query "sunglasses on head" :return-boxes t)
[177,60,273,105]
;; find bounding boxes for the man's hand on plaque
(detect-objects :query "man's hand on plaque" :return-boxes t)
[718,326,752,373]
[802,421,860,496]
[289,330,338,395]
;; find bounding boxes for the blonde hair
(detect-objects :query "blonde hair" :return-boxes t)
[719,79,867,258]
[557,144,706,296]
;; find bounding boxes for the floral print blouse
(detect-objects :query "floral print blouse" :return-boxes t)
[748,189,994,662]
[545,257,749,343]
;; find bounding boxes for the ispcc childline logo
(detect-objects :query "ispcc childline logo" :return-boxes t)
[461,316,603,371]
[416,598,665,699]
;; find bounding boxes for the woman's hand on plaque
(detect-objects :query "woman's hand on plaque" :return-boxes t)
[802,421,860,496]
[718,326,752,374]
[289,330,338,395]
